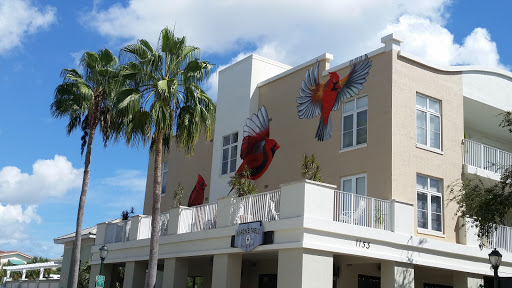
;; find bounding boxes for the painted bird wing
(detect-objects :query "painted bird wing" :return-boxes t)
[332,54,372,111]
[241,106,270,160]
[297,61,322,119]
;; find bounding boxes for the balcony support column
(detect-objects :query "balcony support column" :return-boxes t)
[453,272,483,288]
[277,248,333,288]
[381,261,414,288]
[123,261,146,288]
[88,264,112,288]
[162,258,188,288]
[211,253,242,288]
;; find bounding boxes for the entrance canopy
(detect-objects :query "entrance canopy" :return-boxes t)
[3,261,61,280]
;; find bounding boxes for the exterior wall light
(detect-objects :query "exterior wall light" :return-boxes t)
[99,245,109,276]
[488,248,502,288]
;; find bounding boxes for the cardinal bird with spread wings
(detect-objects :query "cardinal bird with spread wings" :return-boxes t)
[187,174,207,207]
[297,55,372,141]
[234,106,280,181]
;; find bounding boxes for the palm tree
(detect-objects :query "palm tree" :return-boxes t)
[51,49,120,288]
[117,27,215,288]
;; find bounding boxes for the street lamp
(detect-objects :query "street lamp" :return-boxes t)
[99,245,109,276]
[488,248,502,288]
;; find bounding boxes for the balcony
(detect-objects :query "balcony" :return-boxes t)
[103,213,169,244]
[489,225,512,253]
[334,190,392,231]
[95,182,417,248]
[464,139,512,180]
[460,218,512,253]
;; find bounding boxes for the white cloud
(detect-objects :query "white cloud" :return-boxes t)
[0,204,41,246]
[383,15,506,69]
[101,169,146,192]
[0,155,83,204]
[0,0,56,55]
[83,0,507,99]
[82,0,449,66]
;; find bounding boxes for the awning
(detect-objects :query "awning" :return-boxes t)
[8,259,26,265]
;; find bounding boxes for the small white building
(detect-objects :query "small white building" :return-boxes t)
[0,251,32,268]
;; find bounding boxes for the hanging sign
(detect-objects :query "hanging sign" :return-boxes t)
[233,221,264,252]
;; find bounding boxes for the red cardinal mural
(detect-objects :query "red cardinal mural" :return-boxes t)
[188,174,207,207]
[234,106,280,181]
[297,55,372,141]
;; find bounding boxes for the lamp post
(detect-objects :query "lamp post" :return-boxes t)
[488,248,502,288]
[99,245,109,276]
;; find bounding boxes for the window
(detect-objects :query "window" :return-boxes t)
[341,174,367,196]
[417,175,443,232]
[342,95,368,149]
[221,132,238,175]
[416,94,441,150]
[161,161,168,195]
[187,276,203,288]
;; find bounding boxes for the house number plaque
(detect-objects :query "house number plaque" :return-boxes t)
[355,239,371,249]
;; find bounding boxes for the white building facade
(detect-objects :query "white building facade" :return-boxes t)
[84,34,512,288]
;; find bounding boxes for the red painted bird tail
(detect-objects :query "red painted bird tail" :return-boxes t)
[315,114,332,141]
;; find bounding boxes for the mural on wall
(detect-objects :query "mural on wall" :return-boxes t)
[188,174,207,207]
[234,106,280,181]
[297,54,372,141]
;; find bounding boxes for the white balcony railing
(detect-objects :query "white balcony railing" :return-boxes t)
[104,212,169,244]
[158,212,169,236]
[334,190,392,231]
[178,203,218,233]
[230,190,281,225]
[487,225,512,253]
[104,220,131,244]
[464,139,512,176]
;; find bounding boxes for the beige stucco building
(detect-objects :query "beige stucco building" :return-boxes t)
[77,34,512,288]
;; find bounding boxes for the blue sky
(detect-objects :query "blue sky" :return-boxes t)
[0,0,511,258]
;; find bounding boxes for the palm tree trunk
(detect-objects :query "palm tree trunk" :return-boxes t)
[69,122,97,288]
[70,92,101,288]
[145,130,163,288]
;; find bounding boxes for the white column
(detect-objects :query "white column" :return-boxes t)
[381,261,414,288]
[6,271,10,279]
[89,264,100,288]
[167,207,184,235]
[453,272,484,288]
[216,197,235,228]
[95,222,107,245]
[39,268,45,279]
[123,261,147,288]
[162,258,189,288]
[279,180,336,220]
[277,248,333,288]
[391,200,414,234]
[22,270,26,280]
[211,254,242,288]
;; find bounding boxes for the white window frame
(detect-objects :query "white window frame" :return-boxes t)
[416,174,443,233]
[161,161,168,196]
[221,132,239,176]
[341,95,368,151]
[416,94,442,151]
[340,173,367,196]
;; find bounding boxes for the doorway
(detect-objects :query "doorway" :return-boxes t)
[258,274,277,288]
[358,274,380,288]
